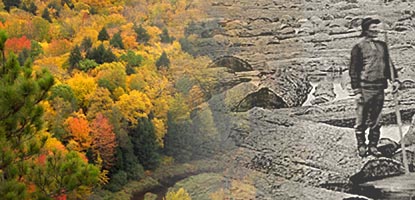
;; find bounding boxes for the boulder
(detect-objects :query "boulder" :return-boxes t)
[234,87,288,112]
[204,57,312,112]
[208,56,253,72]
[312,81,336,101]
[259,71,312,108]
[349,158,403,184]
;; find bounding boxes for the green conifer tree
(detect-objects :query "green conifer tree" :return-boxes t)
[120,50,143,75]
[156,51,170,69]
[81,37,93,52]
[160,28,174,43]
[68,45,82,72]
[0,34,100,199]
[134,24,150,44]
[110,32,124,49]
[41,8,52,23]
[98,27,110,41]
[86,44,117,64]
[129,118,160,170]
[0,52,54,199]
[3,0,21,12]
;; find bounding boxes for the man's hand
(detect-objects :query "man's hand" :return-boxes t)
[350,88,362,96]
[350,88,363,102]
[392,80,400,94]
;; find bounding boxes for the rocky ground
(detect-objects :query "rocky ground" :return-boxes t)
[157,0,415,199]
[192,0,415,74]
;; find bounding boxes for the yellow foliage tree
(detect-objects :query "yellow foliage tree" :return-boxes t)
[82,0,114,13]
[187,85,205,108]
[93,62,127,94]
[152,117,165,147]
[169,93,191,123]
[127,66,173,144]
[5,18,31,38]
[85,87,114,120]
[66,72,98,109]
[164,188,191,200]
[112,86,125,100]
[114,90,153,125]
[34,56,68,82]
[43,135,68,153]
[106,13,127,26]
[44,39,72,57]
[48,24,63,41]
[120,23,138,49]
[73,27,99,46]
[146,25,162,44]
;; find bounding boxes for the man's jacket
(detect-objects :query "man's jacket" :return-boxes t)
[349,38,398,90]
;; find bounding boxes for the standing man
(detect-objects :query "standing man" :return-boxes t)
[349,17,400,157]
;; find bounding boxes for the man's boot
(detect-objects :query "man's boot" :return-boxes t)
[368,144,382,157]
[368,129,382,157]
[356,132,367,157]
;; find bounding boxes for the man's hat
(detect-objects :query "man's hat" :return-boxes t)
[360,17,381,36]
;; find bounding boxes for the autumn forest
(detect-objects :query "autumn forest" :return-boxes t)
[0,0,213,199]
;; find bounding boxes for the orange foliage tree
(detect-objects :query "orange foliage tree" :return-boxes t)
[64,115,92,152]
[90,113,117,170]
[45,39,72,56]
[4,35,31,55]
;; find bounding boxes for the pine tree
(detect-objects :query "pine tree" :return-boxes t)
[61,0,74,9]
[41,8,52,23]
[81,37,93,52]
[160,28,174,43]
[29,2,37,15]
[156,51,170,69]
[17,48,31,66]
[68,45,82,72]
[129,118,160,170]
[86,44,117,64]
[3,0,21,12]
[134,24,150,44]
[120,50,143,75]
[0,47,54,198]
[0,34,100,199]
[0,31,7,66]
[47,1,62,17]
[30,40,43,59]
[28,150,100,199]
[110,32,124,49]
[98,27,110,41]
[22,1,37,15]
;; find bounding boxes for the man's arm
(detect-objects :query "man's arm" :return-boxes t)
[384,42,398,80]
[384,42,400,93]
[349,44,362,94]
